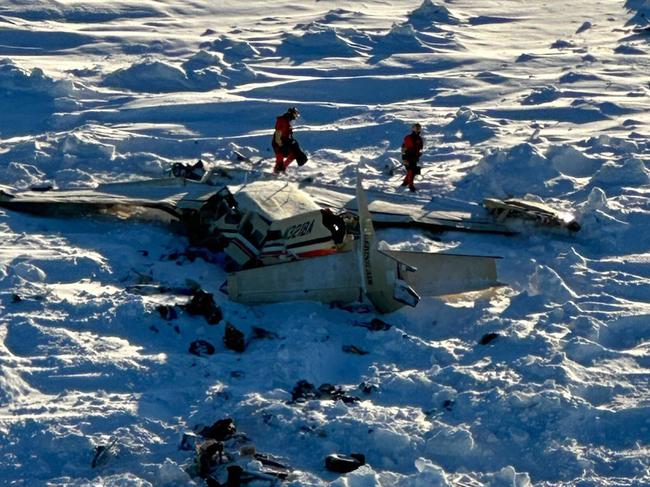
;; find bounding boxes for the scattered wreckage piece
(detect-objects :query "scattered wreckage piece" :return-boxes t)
[91,437,118,468]
[226,176,501,313]
[189,417,292,485]
[325,453,366,474]
[483,197,581,232]
[189,339,216,357]
[290,380,359,404]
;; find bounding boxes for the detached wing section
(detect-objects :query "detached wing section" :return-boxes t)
[0,178,222,218]
[306,182,510,234]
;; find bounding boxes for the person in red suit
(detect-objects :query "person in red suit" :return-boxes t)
[401,123,423,192]
[272,107,307,173]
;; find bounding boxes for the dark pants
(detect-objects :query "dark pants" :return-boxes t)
[273,140,307,172]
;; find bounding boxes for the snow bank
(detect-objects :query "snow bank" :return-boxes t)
[575,187,631,243]
[582,186,611,213]
[516,53,541,63]
[277,24,363,59]
[546,144,603,177]
[442,107,498,144]
[0,126,178,187]
[411,458,450,486]
[329,465,379,487]
[199,35,260,62]
[558,71,600,84]
[528,263,576,302]
[154,459,194,486]
[102,53,260,93]
[182,50,259,89]
[488,466,532,487]
[318,8,365,24]
[460,143,560,197]
[0,365,35,406]
[521,85,561,105]
[550,39,577,49]
[423,423,476,462]
[102,58,192,93]
[582,134,639,156]
[220,62,259,86]
[407,0,461,30]
[599,314,650,350]
[62,131,116,161]
[12,262,47,283]
[181,53,226,90]
[372,23,459,55]
[374,23,429,53]
[181,50,226,72]
[2,4,160,23]
[0,58,79,98]
[3,162,47,189]
[614,43,647,55]
[591,158,650,187]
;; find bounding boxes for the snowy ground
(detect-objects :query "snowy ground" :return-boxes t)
[1,0,649,485]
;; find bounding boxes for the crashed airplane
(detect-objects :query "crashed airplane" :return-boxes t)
[227,176,501,313]
[0,170,504,313]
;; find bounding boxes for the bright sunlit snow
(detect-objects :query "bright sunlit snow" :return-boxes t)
[0,0,649,485]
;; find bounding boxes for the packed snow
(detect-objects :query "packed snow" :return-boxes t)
[0,0,649,485]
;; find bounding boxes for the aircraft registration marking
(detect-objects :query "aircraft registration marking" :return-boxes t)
[284,219,315,239]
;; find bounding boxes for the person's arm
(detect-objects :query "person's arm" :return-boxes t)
[274,129,283,146]
[402,135,413,159]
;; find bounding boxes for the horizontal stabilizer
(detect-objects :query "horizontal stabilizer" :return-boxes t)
[383,250,500,297]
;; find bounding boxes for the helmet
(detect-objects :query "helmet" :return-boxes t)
[411,123,422,133]
[287,107,300,119]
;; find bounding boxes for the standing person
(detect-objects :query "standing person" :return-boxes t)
[401,123,423,192]
[272,107,307,173]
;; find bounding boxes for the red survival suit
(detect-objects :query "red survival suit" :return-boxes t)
[401,131,423,191]
[272,114,296,173]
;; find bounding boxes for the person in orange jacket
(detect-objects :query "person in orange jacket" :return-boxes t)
[401,123,423,192]
[272,107,307,173]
